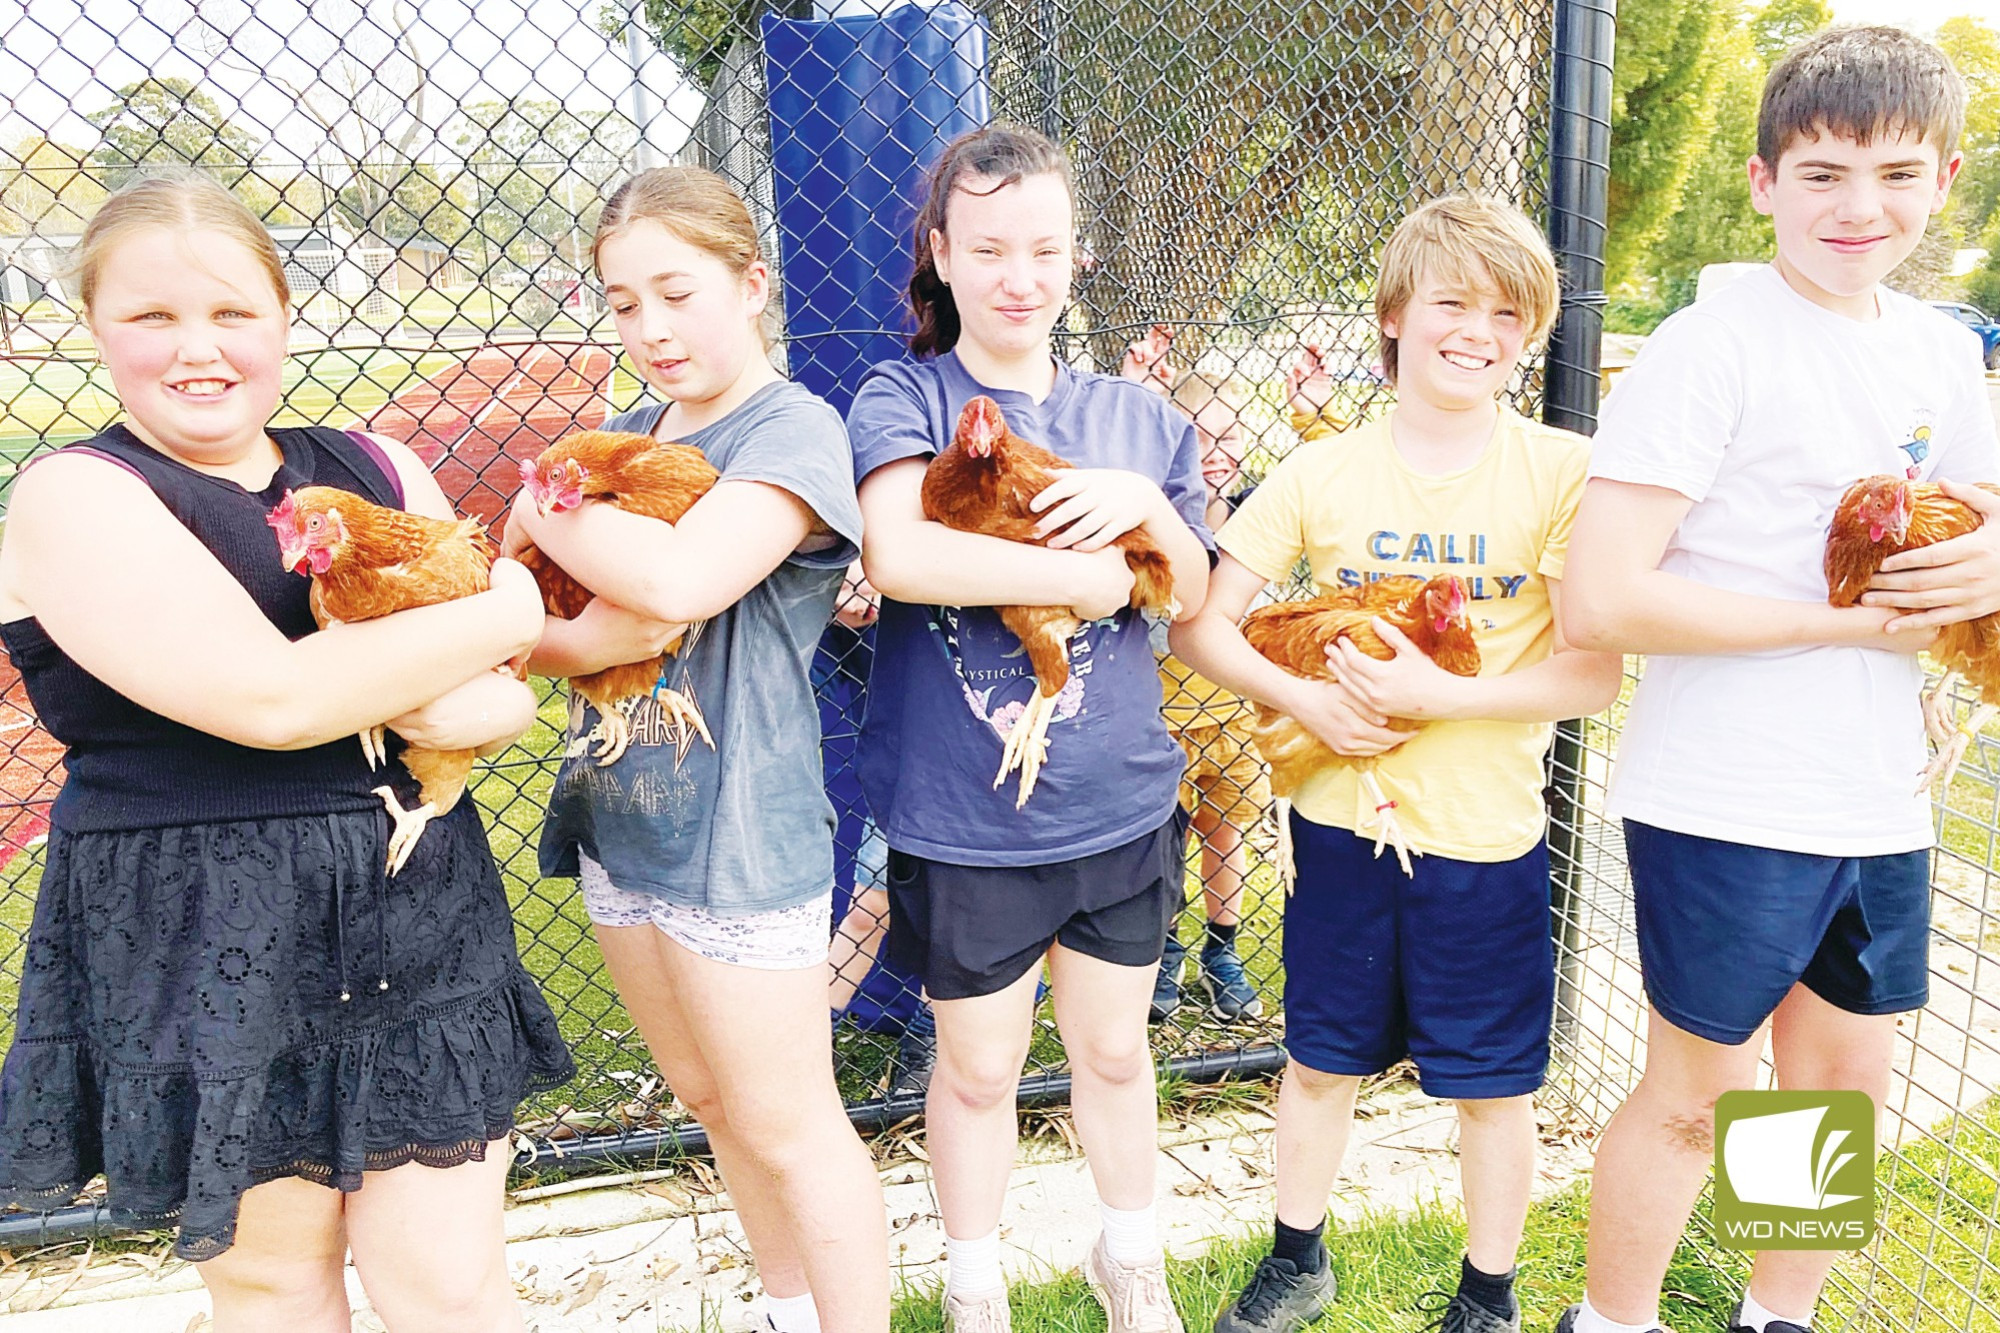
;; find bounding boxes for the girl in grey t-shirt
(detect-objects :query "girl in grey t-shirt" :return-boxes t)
[503,167,885,1332]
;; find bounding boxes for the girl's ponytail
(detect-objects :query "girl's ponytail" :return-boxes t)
[907,124,1073,358]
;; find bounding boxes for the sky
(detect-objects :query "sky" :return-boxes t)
[3,0,1996,169]
[2,0,703,165]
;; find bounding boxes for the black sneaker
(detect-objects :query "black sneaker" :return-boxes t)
[1198,941,1264,1021]
[1213,1255,1335,1333]
[1728,1302,1808,1333]
[1551,1304,1668,1333]
[1151,934,1187,1024]
[886,1005,937,1101]
[1414,1289,1519,1333]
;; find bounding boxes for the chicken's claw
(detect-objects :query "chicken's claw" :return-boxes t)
[1923,673,1963,749]
[373,785,438,876]
[591,703,634,767]
[1273,797,1297,893]
[1919,702,1997,796]
[995,688,1059,809]
[653,688,714,758]
[358,725,388,770]
[1359,771,1418,878]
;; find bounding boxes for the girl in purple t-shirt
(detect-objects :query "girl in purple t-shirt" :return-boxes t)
[846,125,1211,1333]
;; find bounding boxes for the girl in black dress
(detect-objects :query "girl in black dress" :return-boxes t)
[0,172,572,1331]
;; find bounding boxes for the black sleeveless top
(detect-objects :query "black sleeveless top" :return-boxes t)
[0,425,416,833]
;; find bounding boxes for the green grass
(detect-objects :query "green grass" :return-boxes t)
[884,1100,2000,1333]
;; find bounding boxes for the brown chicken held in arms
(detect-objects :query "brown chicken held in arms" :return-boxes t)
[267,486,495,875]
[1825,474,2000,793]
[1242,574,1481,877]
[516,430,722,765]
[922,395,1181,807]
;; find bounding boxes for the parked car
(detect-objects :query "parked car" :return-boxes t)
[1930,301,2000,370]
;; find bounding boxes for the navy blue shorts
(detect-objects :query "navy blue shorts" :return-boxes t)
[1282,814,1553,1099]
[1626,821,1931,1046]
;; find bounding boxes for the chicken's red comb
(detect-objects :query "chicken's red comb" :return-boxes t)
[267,489,298,528]
[959,395,1005,457]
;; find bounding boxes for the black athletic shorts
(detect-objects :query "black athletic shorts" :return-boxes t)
[884,808,1189,1001]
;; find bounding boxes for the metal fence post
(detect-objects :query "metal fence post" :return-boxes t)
[1541,0,1614,1063]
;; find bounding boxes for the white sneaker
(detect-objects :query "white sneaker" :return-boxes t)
[1085,1238,1185,1333]
[944,1287,1013,1333]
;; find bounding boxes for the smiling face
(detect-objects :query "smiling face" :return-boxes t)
[86,226,288,465]
[1381,263,1526,414]
[598,218,769,408]
[928,171,1075,364]
[1188,397,1246,495]
[1750,124,1960,319]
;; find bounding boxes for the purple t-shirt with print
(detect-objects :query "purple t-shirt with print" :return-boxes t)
[845,351,1212,866]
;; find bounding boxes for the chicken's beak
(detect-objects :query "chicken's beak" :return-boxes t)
[276,539,310,575]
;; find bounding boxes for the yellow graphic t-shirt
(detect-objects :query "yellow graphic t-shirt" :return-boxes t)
[1216,407,1589,862]
[1157,402,1354,731]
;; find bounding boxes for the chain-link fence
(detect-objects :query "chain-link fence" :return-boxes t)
[3,1,1999,1328]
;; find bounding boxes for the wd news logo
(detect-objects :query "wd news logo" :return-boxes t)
[1713,1091,1875,1251]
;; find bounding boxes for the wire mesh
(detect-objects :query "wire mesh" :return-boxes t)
[3,1,1995,1326]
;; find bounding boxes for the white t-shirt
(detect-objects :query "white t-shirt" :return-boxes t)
[1590,264,2000,855]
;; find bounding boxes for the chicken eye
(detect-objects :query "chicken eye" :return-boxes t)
[308,516,322,531]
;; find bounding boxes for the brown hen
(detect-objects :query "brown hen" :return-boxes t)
[517,430,722,765]
[921,395,1180,807]
[1826,474,2000,792]
[1241,574,1481,876]
[267,486,494,874]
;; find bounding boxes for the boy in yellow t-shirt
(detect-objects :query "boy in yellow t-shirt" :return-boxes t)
[1171,196,1622,1333]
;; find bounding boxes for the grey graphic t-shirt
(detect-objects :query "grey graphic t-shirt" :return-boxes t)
[537,381,864,914]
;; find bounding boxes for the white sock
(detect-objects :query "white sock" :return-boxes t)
[1737,1291,1810,1332]
[1098,1200,1160,1265]
[1575,1295,1661,1333]
[946,1228,1004,1298]
[761,1291,822,1333]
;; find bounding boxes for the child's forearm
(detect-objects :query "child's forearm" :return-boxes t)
[864,519,1115,609]
[1564,566,1909,655]
[1448,649,1625,724]
[1168,611,1314,716]
[1138,492,1211,620]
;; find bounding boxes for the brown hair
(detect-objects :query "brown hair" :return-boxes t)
[594,166,769,343]
[1758,25,1965,169]
[907,124,1074,358]
[1374,194,1560,386]
[71,169,289,312]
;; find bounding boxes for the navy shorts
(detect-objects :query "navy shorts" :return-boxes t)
[1282,814,1553,1099]
[1626,821,1931,1046]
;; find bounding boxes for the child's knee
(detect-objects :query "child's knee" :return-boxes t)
[1285,1061,1361,1100]
[1452,1092,1535,1125]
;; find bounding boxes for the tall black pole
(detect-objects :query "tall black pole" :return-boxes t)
[1544,0,1614,1064]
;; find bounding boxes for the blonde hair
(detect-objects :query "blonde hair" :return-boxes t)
[1169,369,1247,418]
[1374,194,1559,385]
[70,169,289,313]
[593,167,769,344]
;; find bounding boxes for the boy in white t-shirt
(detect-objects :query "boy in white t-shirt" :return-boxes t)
[1558,26,2000,1333]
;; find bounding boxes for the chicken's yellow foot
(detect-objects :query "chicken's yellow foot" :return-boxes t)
[1359,771,1418,878]
[1923,672,1964,749]
[591,702,635,767]
[654,688,714,760]
[994,688,1059,808]
[1919,701,1998,796]
[372,785,438,876]
[1274,797,1297,894]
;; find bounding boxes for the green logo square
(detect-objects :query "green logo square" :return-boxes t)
[1713,1090,1875,1251]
